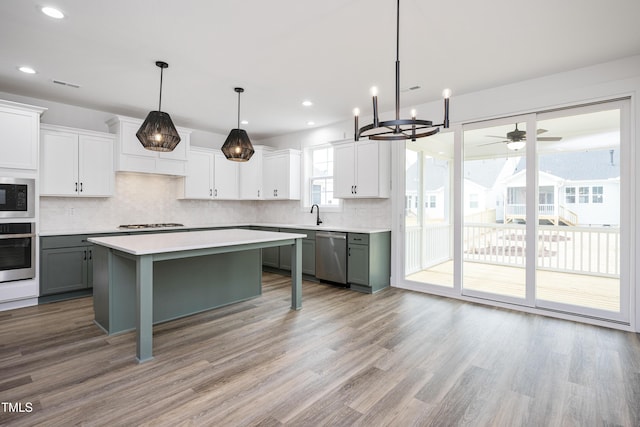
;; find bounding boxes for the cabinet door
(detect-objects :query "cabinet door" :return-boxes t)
[40,130,79,196]
[213,153,239,199]
[348,244,369,286]
[354,141,380,197]
[0,107,39,170]
[333,143,355,198]
[239,150,263,199]
[40,247,89,295]
[184,150,213,198]
[263,154,285,198]
[78,135,114,196]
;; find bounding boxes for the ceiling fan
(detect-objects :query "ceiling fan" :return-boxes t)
[482,124,562,151]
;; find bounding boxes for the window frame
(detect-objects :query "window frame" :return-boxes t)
[304,144,342,212]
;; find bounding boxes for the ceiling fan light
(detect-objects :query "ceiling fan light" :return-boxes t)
[507,140,526,151]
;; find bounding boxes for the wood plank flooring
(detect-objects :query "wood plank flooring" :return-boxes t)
[1,272,640,426]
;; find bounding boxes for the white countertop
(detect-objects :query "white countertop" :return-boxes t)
[88,228,307,256]
[40,223,391,237]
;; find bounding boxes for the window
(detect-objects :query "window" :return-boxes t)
[469,193,479,209]
[308,145,338,208]
[565,187,576,204]
[592,186,603,203]
[428,195,436,208]
[579,186,589,203]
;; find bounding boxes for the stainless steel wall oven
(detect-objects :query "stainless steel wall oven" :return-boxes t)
[0,223,36,283]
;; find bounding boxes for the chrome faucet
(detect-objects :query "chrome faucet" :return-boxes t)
[310,204,322,226]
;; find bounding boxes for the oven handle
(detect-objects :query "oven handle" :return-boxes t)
[0,233,35,239]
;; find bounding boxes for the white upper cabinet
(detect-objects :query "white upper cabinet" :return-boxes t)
[213,153,239,199]
[180,148,239,200]
[106,115,191,176]
[263,149,301,200]
[333,139,390,198]
[183,148,213,199]
[238,145,270,200]
[0,100,46,171]
[40,124,114,197]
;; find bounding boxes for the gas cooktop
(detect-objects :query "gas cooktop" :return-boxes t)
[118,223,184,230]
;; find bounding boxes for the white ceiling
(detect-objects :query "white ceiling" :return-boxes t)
[1,0,639,140]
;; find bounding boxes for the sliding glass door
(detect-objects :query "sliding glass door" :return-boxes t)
[535,102,628,321]
[401,99,630,323]
[461,116,533,305]
[404,132,454,289]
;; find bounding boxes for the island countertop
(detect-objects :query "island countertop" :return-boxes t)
[88,228,307,256]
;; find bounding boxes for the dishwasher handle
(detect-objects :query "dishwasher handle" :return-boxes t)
[316,232,346,240]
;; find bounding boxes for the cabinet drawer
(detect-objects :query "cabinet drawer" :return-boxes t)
[41,233,112,249]
[41,235,91,249]
[348,233,369,245]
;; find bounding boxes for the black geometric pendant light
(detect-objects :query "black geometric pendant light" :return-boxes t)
[221,87,254,162]
[136,61,181,152]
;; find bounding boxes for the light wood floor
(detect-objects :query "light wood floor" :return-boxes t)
[407,261,620,311]
[1,272,640,426]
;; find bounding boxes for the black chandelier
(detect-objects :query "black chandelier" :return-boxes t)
[221,87,255,161]
[136,61,181,152]
[353,0,451,142]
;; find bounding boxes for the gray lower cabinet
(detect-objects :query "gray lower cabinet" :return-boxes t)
[40,234,101,299]
[278,228,315,275]
[347,232,391,293]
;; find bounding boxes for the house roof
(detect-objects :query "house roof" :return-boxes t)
[520,148,620,180]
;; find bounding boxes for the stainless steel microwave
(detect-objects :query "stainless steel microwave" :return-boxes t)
[0,177,35,218]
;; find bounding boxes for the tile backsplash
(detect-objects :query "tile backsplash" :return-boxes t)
[39,172,391,232]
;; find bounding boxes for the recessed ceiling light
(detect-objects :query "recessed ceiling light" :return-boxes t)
[240,120,249,125]
[41,6,65,19]
[307,121,315,126]
[18,66,36,74]
[302,100,313,107]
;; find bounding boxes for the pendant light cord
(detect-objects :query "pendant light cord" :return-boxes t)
[237,90,241,129]
[158,66,164,112]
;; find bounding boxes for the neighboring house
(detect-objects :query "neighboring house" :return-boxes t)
[408,148,619,227]
[501,149,620,226]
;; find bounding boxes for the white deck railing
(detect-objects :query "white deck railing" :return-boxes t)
[406,223,620,277]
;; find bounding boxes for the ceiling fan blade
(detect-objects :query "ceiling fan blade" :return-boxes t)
[485,135,508,139]
[537,128,548,135]
[537,136,562,141]
[479,141,507,146]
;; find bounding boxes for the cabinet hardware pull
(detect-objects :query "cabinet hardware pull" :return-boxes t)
[258,190,260,197]
[75,182,78,192]
[354,185,357,194]
[89,250,92,260]
[83,250,87,261]
[210,189,212,196]
[80,182,83,192]
[214,189,218,197]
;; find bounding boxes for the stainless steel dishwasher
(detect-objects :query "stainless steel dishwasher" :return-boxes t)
[315,231,348,285]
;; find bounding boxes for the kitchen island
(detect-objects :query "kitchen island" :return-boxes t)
[89,228,306,363]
